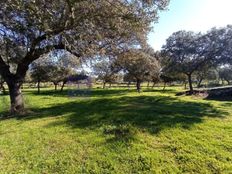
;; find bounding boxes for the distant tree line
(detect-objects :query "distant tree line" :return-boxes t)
[161,26,232,94]
[93,25,232,93]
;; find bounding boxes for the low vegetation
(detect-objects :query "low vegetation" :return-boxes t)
[0,87,232,173]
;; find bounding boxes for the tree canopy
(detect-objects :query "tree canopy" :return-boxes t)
[161,26,232,93]
[0,0,169,113]
[116,49,160,92]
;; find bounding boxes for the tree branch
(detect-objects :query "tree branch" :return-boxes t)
[16,42,82,78]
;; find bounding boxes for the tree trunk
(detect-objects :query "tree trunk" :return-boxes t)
[187,74,194,94]
[127,82,131,88]
[147,81,150,88]
[197,78,203,88]
[152,82,156,89]
[7,81,24,114]
[60,81,66,92]
[53,82,58,91]
[136,79,141,93]
[37,81,41,94]
[163,82,166,91]
[109,83,112,88]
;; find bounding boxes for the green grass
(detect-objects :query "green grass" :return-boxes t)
[0,87,232,173]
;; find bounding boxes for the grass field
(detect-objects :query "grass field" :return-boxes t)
[0,87,232,173]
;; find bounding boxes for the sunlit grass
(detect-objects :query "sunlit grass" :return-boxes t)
[0,86,232,173]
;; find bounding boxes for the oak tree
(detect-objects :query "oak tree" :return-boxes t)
[0,0,169,113]
[117,49,160,92]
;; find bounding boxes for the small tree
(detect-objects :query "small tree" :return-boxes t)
[194,64,211,88]
[30,63,51,94]
[31,51,78,92]
[162,31,211,94]
[123,73,136,88]
[93,59,118,89]
[117,49,160,92]
[194,66,219,88]
[219,66,232,85]
[159,72,185,90]
[49,66,73,92]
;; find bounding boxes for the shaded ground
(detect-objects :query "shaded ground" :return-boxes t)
[206,86,232,101]
[0,88,232,173]
[24,95,226,135]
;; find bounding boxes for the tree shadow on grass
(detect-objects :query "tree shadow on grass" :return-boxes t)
[205,96,232,102]
[142,88,178,94]
[20,95,227,139]
[25,87,178,98]
[27,88,129,98]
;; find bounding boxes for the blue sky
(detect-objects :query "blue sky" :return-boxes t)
[148,0,232,50]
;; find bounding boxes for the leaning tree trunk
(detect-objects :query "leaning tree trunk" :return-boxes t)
[197,78,203,88]
[136,79,141,93]
[60,80,67,92]
[7,81,24,114]
[187,74,194,94]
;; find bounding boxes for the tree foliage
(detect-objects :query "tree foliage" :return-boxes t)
[0,0,169,113]
[30,51,79,93]
[116,49,160,92]
[219,66,232,85]
[161,27,232,93]
[93,59,118,88]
